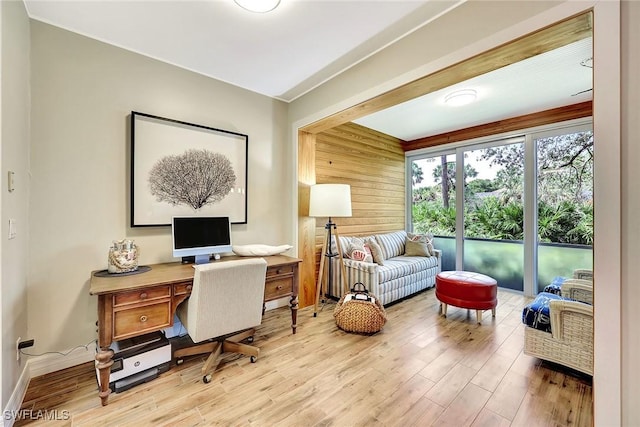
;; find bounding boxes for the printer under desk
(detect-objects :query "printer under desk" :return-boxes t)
[95,331,171,393]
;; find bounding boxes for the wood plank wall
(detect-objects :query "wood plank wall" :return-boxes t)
[315,123,406,237]
[297,131,318,308]
[312,123,406,294]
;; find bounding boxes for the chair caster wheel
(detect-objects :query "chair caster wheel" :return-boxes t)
[203,374,212,384]
[250,356,257,363]
[176,358,184,365]
[247,336,254,343]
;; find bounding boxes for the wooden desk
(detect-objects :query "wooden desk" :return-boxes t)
[89,254,301,406]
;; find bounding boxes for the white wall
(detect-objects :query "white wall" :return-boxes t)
[1,0,31,409]
[28,21,291,354]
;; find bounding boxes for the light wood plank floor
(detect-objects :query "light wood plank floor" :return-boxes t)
[16,288,592,426]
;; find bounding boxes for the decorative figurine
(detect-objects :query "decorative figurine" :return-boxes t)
[107,239,139,273]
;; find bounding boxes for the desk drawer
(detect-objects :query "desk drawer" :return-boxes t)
[113,302,171,340]
[265,277,293,300]
[173,281,193,296]
[114,286,171,307]
[267,264,294,278]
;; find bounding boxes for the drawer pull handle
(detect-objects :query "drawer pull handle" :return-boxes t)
[276,269,283,274]
[277,285,283,290]
[140,315,148,323]
[139,292,148,300]
[186,285,193,291]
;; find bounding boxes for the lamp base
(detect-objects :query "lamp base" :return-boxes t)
[314,220,347,317]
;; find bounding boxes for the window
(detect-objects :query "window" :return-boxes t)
[408,121,593,295]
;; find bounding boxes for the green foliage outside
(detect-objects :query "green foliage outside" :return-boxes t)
[413,197,593,245]
[411,131,593,246]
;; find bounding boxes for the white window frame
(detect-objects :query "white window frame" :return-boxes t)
[406,118,592,296]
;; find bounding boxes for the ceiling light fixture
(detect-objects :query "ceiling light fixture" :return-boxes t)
[234,0,281,13]
[444,89,477,107]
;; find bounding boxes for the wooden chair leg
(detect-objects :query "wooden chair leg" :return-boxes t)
[201,342,222,375]
[174,341,217,359]
[223,341,260,359]
[476,310,482,324]
[226,328,255,343]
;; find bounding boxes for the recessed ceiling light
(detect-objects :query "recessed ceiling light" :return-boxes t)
[234,0,281,13]
[444,89,477,107]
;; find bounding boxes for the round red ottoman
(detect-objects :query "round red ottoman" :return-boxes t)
[435,271,497,324]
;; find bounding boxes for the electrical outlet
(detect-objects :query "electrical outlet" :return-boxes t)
[16,337,21,362]
[8,219,16,239]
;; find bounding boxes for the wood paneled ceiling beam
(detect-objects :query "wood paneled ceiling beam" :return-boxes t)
[402,101,593,152]
[300,12,592,135]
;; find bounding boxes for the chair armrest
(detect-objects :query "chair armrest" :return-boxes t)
[433,249,442,273]
[343,259,378,272]
[560,279,593,304]
[549,299,593,342]
[342,259,379,294]
[572,269,593,281]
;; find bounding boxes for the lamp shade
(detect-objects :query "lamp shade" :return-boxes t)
[309,184,352,218]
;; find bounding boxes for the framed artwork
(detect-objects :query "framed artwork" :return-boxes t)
[131,111,248,227]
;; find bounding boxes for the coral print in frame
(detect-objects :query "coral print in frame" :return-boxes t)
[130,111,248,227]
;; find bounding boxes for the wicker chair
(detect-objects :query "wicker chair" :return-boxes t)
[523,279,593,376]
[572,268,593,281]
[558,278,593,305]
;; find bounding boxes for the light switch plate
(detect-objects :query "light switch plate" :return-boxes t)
[8,171,15,192]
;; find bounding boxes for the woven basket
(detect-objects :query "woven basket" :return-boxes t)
[334,283,387,334]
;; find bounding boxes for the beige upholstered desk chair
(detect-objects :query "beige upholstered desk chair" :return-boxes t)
[173,258,267,384]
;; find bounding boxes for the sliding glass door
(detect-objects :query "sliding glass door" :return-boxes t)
[461,140,525,291]
[535,128,594,292]
[410,153,456,271]
[407,121,593,295]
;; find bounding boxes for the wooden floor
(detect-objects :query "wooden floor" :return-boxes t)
[16,288,593,426]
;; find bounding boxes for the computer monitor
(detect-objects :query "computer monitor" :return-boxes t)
[171,216,232,264]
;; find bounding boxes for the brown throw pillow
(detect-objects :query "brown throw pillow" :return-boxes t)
[405,238,431,257]
[365,238,385,266]
[406,233,435,257]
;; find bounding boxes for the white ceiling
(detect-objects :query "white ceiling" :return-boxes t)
[354,37,593,140]
[23,0,593,141]
[23,0,460,102]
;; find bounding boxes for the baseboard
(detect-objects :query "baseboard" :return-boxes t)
[2,342,97,426]
[27,341,96,378]
[2,364,30,427]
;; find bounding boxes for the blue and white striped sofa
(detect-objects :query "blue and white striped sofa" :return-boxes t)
[329,230,441,306]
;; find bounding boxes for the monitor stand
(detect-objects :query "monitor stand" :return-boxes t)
[194,254,210,264]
